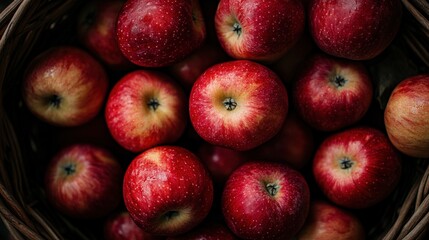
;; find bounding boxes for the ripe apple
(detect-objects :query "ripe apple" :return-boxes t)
[312,127,402,209]
[249,112,314,169]
[104,211,161,240]
[22,46,108,126]
[308,0,402,60]
[76,0,132,69]
[197,142,248,185]
[167,219,237,240]
[215,0,305,62]
[116,0,206,67]
[222,161,310,240]
[296,200,366,240]
[105,70,187,153]
[189,60,288,151]
[44,144,123,219]
[122,146,214,236]
[293,54,373,132]
[384,74,429,158]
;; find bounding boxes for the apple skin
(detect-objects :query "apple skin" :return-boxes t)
[166,219,237,240]
[44,144,123,219]
[312,127,402,209]
[116,0,206,67]
[384,74,429,158]
[122,146,214,236]
[76,0,133,70]
[22,46,108,127]
[189,60,288,151]
[105,70,187,153]
[104,211,162,240]
[308,0,402,60]
[215,0,305,62]
[296,200,366,240]
[293,54,373,132]
[222,161,310,240]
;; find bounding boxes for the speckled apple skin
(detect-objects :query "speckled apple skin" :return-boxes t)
[215,0,305,62]
[104,211,158,240]
[189,60,288,151]
[309,0,402,60]
[384,74,429,158]
[293,54,373,132]
[116,0,206,67]
[105,70,187,153]
[44,144,123,219]
[312,127,402,209]
[22,46,108,126]
[123,146,214,236]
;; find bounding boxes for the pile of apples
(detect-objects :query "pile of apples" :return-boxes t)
[19,0,429,239]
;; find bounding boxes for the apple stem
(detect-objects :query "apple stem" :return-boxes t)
[147,98,160,111]
[232,22,242,37]
[340,157,353,169]
[266,183,279,196]
[46,94,62,108]
[223,97,237,111]
[332,75,347,87]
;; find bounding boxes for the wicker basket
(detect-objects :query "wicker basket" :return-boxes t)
[1,0,429,239]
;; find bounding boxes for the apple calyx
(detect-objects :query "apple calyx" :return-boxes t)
[162,210,180,221]
[147,98,160,111]
[223,97,237,111]
[232,22,242,37]
[46,94,62,108]
[265,182,280,197]
[62,163,76,176]
[339,157,353,170]
[331,75,347,88]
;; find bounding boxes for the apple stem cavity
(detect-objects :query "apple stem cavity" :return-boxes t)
[339,157,353,170]
[147,98,160,111]
[332,75,347,88]
[223,97,237,111]
[232,22,242,37]
[63,163,76,175]
[163,210,179,221]
[265,183,279,197]
[46,94,62,108]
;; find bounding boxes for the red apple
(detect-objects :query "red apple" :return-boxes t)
[189,60,288,151]
[296,200,366,240]
[76,0,132,69]
[167,219,237,240]
[116,0,206,67]
[44,144,123,218]
[250,112,314,169]
[123,146,214,236]
[312,127,402,209]
[104,211,161,240]
[105,70,187,153]
[197,142,248,185]
[308,0,402,60]
[215,0,305,62]
[222,161,310,240]
[293,54,373,132]
[384,74,429,158]
[22,46,108,126]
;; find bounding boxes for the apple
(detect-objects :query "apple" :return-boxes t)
[384,74,429,158]
[197,142,248,185]
[312,127,402,209]
[22,46,108,127]
[76,0,133,70]
[116,0,206,67]
[293,54,373,132]
[104,211,162,240]
[105,69,187,153]
[166,219,237,240]
[189,60,288,151]
[249,112,314,169]
[308,0,402,60]
[222,161,310,240]
[122,145,214,236]
[44,144,123,219]
[215,0,305,62]
[296,200,366,240]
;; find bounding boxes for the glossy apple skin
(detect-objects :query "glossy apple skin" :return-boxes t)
[167,219,237,240]
[384,74,429,158]
[308,0,402,60]
[77,0,132,69]
[222,161,310,240]
[297,200,366,240]
[116,0,206,67]
[215,0,305,62]
[22,46,108,126]
[105,70,187,153]
[312,127,402,209]
[123,146,214,236]
[293,54,373,132]
[44,144,123,219]
[189,60,288,151]
[249,112,314,169]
